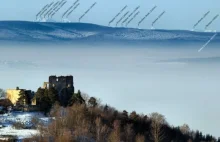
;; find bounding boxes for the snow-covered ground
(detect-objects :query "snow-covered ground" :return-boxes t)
[0,126,38,139]
[0,111,52,139]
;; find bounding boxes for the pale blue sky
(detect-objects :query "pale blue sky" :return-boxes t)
[0,0,219,30]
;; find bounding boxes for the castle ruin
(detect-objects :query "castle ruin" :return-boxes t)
[48,75,75,106]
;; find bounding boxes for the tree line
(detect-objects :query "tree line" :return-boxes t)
[0,87,219,142]
[21,89,219,142]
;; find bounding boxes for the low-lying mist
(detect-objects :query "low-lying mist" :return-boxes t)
[0,42,219,137]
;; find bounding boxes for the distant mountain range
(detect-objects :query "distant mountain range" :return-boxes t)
[0,21,219,44]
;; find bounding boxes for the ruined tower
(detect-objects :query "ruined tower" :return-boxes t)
[49,75,74,106]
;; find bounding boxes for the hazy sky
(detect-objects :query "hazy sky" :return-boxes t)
[0,0,220,30]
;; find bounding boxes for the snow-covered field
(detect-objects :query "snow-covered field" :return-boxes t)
[0,111,52,139]
[0,126,38,139]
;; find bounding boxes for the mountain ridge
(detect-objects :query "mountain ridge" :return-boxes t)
[0,21,219,44]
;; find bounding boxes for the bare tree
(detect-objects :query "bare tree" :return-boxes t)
[149,112,167,142]
[39,104,91,141]
[125,124,135,142]
[81,92,90,105]
[0,88,6,98]
[65,104,90,139]
[180,123,190,135]
[135,134,145,142]
[95,117,110,142]
[88,97,98,107]
[108,120,121,142]
[96,117,102,142]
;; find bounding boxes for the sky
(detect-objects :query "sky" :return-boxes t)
[0,0,220,30]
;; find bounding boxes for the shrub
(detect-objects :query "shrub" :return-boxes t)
[12,122,26,129]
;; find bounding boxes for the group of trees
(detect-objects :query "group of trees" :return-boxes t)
[34,87,85,114]
[17,90,29,106]
[16,89,34,111]
[23,92,219,142]
[34,87,59,114]
[0,87,219,142]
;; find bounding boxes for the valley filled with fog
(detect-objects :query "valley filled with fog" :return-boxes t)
[0,42,219,137]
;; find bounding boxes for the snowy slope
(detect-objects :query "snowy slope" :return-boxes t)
[0,21,219,43]
[0,126,38,139]
[0,112,52,139]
